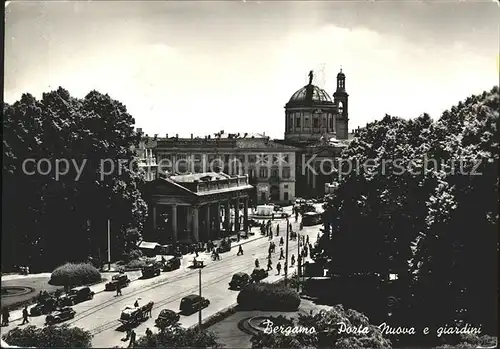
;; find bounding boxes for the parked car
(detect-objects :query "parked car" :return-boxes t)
[105,273,131,291]
[59,286,94,306]
[155,309,180,328]
[247,219,261,227]
[251,268,269,282]
[179,294,210,315]
[217,239,232,253]
[142,263,162,278]
[30,297,60,316]
[229,272,251,290]
[45,307,76,325]
[163,256,181,272]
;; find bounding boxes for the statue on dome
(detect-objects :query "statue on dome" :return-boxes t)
[308,70,313,85]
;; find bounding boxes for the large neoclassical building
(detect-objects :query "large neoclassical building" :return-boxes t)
[136,68,351,206]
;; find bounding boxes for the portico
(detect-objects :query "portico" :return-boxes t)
[142,172,253,244]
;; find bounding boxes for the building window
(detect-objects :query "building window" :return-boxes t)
[296,117,301,128]
[282,167,291,179]
[271,169,279,178]
[329,116,333,130]
[284,192,289,201]
[259,167,268,178]
[248,168,255,179]
[284,184,289,189]
[313,118,319,128]
[289,116,293,131]
[305,117,309,127]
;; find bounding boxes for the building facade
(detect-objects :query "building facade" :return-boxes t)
[136,68,351,201]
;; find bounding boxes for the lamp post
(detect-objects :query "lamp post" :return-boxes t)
[198,268,202,328]
[284,218,290,286]
[107,219,111,271]
[297,232,301,293]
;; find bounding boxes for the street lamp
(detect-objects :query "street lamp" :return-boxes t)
[284,218,290,286]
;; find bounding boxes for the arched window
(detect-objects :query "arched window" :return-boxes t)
[338,101,344,114]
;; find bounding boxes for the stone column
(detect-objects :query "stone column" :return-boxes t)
[205,204,211,241]
[224,201,230,234]
[186,206,193,241]
[215,202,221,238]
[234,198,240,232]
[192,206,199,242]
[152,205,157,230]
[171,204,178,242]
[243,197,249,232]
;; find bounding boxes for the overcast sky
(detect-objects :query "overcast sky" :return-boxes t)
[4,0,499,138]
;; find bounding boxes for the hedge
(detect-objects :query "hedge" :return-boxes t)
[237,282,301,311]
[49,262,101,287]
[3,324,92,348]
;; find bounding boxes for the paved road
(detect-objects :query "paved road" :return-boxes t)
[1,213,322,348]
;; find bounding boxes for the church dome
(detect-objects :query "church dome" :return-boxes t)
[286,84,333,107]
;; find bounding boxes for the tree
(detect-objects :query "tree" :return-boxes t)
[2,324,92,348]
[316,86,498,345]
[135,324,221,348]
[2,88,148,271]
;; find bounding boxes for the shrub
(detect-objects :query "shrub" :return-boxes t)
[135,323,221,348]
[3,324,92,347]
[121,249,143,263]
[237,282,300,311]
[50,262,101,287]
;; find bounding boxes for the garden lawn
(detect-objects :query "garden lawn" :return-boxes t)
[1,277,62,309]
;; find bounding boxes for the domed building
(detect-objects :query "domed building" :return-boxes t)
[284,70,349,143]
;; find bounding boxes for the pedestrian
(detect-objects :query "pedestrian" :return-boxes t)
[134,299,139,307]
[255,259,260,268]
[271,213,274,221]
[276,262,282,275]
[195,250,199,258]
[116,283,122,296]
[21,306,29,325]
[279,237,284,246]
[276,224,279,236]
[267,259,273,271]
[237,232,240,242]
[1,307,9,327]
[145,328,153,337]
[295,211,298,222]
[300,222,303,230]
[279,248,284,260]
[306,235,309,244]
[237,245,244,256]
[128,329,136,348]
[272,242,276,253]
[291,254,296,266]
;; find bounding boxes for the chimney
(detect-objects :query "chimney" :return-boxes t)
[166,133,168,138]
[136,128,143,134]
[176,134,179,138]
[191,133,193,139]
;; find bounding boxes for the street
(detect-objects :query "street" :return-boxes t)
[1,214,322,348]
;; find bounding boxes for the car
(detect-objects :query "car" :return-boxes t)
[247,219,261,227]
[217,239,232,253]
[30,297,60,316]
[45,307,76,325]
[162,256,181,272]
[229,272,251,290]
[105,273,131,291]
[251,268,269,282]
[59,286,94,306]
[155,309,180,328]
[142,263,162,278]
[179,294,210,315]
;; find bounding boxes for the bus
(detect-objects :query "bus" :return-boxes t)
[302,211,323,226]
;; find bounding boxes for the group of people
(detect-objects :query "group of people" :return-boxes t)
[2,305,30,327]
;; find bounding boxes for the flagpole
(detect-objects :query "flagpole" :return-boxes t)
[107,219,111,271]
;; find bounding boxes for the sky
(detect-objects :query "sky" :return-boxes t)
[4,0,500,139]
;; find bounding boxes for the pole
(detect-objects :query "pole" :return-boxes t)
[297,232,301,292]
[107,219,111,271]
[198,268,202,328]
[284,219,290,286]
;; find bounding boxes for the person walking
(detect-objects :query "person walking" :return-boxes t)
[279,247,285,260]
[116,283,122,296]
[279,237,284,246]
[306,235,309,245]
[255,259,260,268]
[267,258,273,271]
[128,329,136,348]
[276,224,280,236]
[21,306,29,325]
[300,222,303,230]
[2,307,10,327]
[237,245,244,256]
[291,254,296,266]
[276,262,282,275]
[134,299,139,307]
[145,328,153,337]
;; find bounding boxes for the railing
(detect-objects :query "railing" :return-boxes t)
[193,175,249,193]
